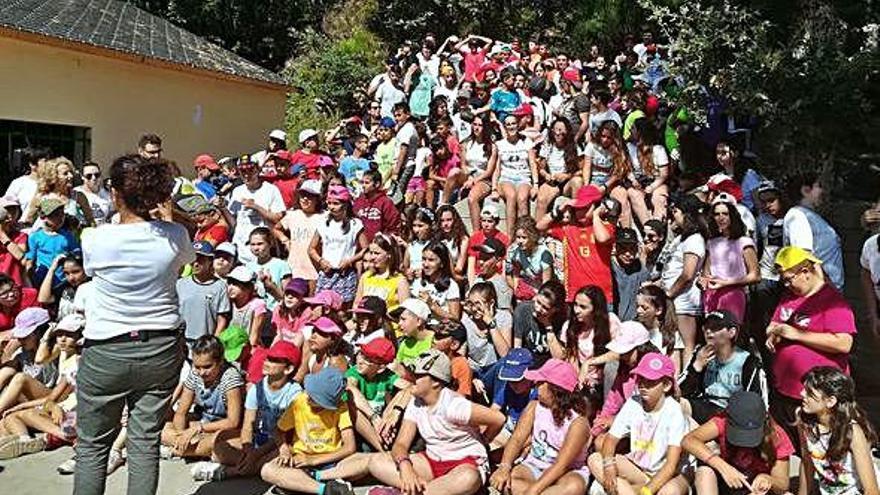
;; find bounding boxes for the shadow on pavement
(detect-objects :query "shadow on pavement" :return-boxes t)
[190,478,272,495]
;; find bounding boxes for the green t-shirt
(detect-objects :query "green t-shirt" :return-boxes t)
[345,367,398,416]
[396,335,433,365]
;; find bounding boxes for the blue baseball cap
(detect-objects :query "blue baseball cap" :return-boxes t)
[379,117,396,129]
[304,367,345,410]
[193,240,215,257]
[498,348,534,382]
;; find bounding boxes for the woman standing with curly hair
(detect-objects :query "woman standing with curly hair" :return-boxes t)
[24,157,94,229]
[74,155,195,495]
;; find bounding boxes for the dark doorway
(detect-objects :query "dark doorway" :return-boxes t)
[0,119,91,190]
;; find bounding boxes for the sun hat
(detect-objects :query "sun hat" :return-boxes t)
[192,240,215,257]
[304,367,345,410]
[11,307,51,338]
[498,348,534,382]
[193,154,219,171]
[227,266,256,284]
[283,278,309,297]
[39,197,66,216]
[298,129,319,144]
[215,242,237,259]
[298,179,323,196]
[630,352,676,381]
[389,298,431,321]
[352,296,387,317]
[725,391,767,448]
[303,290,343,310]
[55,313,86,334]
[218,325,249,362]
[606,321,651,354]
[567,185,603,209]
[266,340,302,367]
[360,337,396,365]
[407,349,451,383]
[523,358,578,392]
[775,246,822,271]
[326,185,352,203]
[310,316,343,336]
[269,129,287,142]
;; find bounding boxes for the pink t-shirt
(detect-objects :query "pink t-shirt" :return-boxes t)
[771,283,856,399]
[403,388,486,461]
[523,402,589,474]
[559,314,621,386]
[707,236,755,280]
[462,49,488,82]
[271,305,311,343]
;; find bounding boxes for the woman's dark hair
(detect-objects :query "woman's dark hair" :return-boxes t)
[434,205,468,244]
[798,366,877,463]
[513,216,541,252]
[429,135,448,154]
[591,88,613,105]
[716,141,744,183]
[466,114,494,159]
[708,201,746,240]
[191,335,224,362]
[547,382,589,427]
[673,198,709,240]
[325,195,355,235]
[422,240,453,293]
[565,286,611,361]
[784,171,820,204]
[633,117,661,177]
[467,281,497,308]
[547,118,581,174]
[364,169,383,186]
[410,207,436,237]
[536,279,568,330]
[372,232,402,276]
[637,285,677,352]
[428,96,449,129]
[138,133,162,149]
[644,219,666,241]
[596,120,631,179]
[109,154,174,219]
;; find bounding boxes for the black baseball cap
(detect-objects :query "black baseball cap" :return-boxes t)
[431,320,467,343]
[725,391,766,448]
[476,237,506,260]
[616,227,639,246]
[704,310,740,331]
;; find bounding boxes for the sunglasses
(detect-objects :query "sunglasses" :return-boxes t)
[83,173,101,180]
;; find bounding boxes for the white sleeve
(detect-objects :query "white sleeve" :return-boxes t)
[664,401,689,446]
[861,235,877,270]
[445,395,473,425]
[682,234,705,258]
[783,208,814,251]
[268,186,286,214]
[652,145,669,167]
[608,399,638,438]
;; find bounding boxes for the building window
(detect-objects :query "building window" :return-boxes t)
[0,119,91,189]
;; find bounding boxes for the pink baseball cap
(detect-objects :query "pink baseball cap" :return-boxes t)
[630,352,676,381]
[523,358,578,392]
[606,320,651,354]
[326,185,352,203]
[304,290,343,310]
[311,316,343,336]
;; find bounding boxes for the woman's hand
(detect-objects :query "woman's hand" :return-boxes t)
[602,464,618,495]
[693,344,716,372]
[489,464,512,493]
[716,461,751,490]
[750,473,772,494]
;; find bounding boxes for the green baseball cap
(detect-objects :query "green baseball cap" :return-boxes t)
[218,325,248,362]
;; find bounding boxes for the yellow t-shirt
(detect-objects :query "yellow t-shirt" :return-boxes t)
[276,392,352,455]
[360,271,405,312]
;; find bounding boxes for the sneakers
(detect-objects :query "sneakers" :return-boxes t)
[325,480,354,495]
[191,461,226,482]
[57,457,77,475]
[107,449,125,475]
[367,486,401,495]
[0,434,47,459]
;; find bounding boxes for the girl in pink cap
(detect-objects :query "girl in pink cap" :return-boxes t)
[295,317,349,382]
[490,358,591,495]
[309,185,368,309]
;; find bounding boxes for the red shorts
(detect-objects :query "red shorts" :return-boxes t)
[419,452,480,479]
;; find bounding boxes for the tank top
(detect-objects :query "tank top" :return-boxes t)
[361,270,405,312]
[523,402,589,473]
[464,140,490,177]
[805,424,879,495]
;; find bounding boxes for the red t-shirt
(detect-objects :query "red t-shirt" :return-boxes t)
[712,415,794,477]
[466,229,510,277]
[548,222,615,303]
[194,222,230,247]
[462,48,488,82]
[770,283,856,399]
[0,231,28,287]
[0,287,40,340]
[288,151,322,180]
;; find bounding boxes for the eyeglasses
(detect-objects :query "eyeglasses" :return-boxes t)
[781,268,806,286]
[83,173,101,180]
[0,286,19,299]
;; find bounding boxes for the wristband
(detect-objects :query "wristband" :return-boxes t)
[497,462,511,469]
[394,455,411,468]
[602,457,616,467]
[639,487,653,495]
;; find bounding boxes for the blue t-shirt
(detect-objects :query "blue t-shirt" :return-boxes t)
[493,381,538,431]
[245,379,302,446]
[25,227,79,287]
[490,89,521,122]
[196,180,217,200]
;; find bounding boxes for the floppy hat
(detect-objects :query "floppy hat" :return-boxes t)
[11,307,51,338]
[304,367,345,410]
[775,246,822,271]
[498,348,534,382]
[523,358,578,392]
[407,349,451,383]
[218,325,249,362]
[630,352,676,381]
[606,321,651,354]
[39,197,65,216]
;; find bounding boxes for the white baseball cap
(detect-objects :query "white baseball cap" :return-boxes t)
[215,242,237,259]
[269,129,287,141]
[299,179,323,196]
[390,298,431,321]
[298,129,319,144]
[227,266,256,284]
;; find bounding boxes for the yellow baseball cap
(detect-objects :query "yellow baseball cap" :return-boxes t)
[775,246,822,271]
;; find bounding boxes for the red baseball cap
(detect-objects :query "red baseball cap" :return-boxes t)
[360,338,396,365]
[566,185,603,209]
[193,154,220,171]
[562,68,581,84]
[266,340,302,367]
[512,103,534,116]
[707,175,744,202]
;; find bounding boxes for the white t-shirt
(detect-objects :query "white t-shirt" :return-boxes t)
[316,217,364,268]
[229,182,285,264]
[411,277,460,314]
[376,81,406,118]
[589,109,623,136]
[4,175,37,214]
[413,147,431,177]
[396,121,419,163]
[496,137,534,179]
[609,396,689,475]
[661,234,706,291]
[75,186,114,226]
[539,143,583,176]
[82,221,195,339]
[464,140,490,177]
[648,328,685,357]
[861,234,880,301]
[403,388,487,461]
[626,143,668,180]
